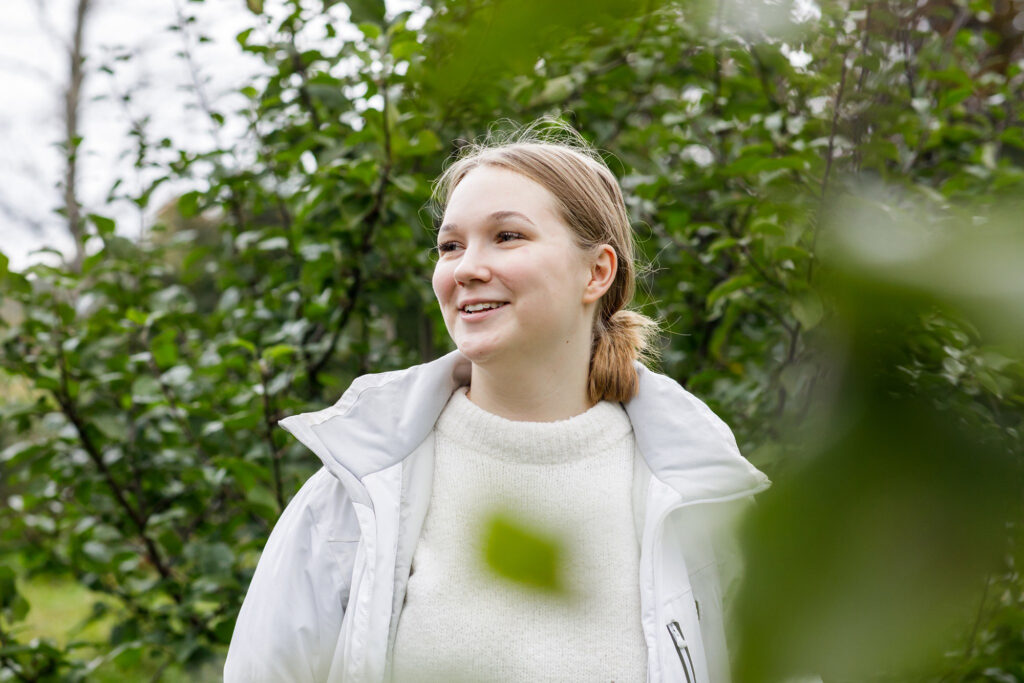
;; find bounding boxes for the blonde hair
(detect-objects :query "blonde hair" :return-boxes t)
[432,118,659,404]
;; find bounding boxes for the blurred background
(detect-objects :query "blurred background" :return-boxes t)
[1,0,1022,680]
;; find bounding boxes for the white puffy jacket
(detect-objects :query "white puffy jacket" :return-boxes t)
[224,350,770,682]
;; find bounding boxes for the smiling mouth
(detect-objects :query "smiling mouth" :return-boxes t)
[460,302,508,313]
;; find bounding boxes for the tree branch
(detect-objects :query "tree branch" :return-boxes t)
[171,0,225,150]
[287,30,322,130]
[256,354,286,511]
[61,0,91,272]
[820,51,849,204]
[855,3,873,95]
[51,317,173,585]
[306,70,394,383]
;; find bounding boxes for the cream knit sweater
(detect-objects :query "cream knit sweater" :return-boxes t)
[390,386,647,683]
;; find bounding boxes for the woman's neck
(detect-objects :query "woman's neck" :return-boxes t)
[466,347,594,422]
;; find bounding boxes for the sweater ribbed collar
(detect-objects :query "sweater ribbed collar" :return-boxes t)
[435,386,633,465]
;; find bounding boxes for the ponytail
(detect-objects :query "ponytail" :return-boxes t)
[588,309,660,404]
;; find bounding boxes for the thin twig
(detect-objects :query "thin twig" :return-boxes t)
[52,324,173,585]
[257,353,285,511]
[306,60,394,383]
[170,0,225,150]
[820,51,849,204]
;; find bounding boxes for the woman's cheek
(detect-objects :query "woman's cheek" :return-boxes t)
[431,263,454,313]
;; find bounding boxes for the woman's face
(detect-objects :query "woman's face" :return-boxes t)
[432,165,597,367]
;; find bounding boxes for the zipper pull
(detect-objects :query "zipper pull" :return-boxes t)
[666,621,697,683]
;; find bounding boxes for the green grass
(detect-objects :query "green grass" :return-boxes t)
[16,575,114,646]
[11,574,223,682]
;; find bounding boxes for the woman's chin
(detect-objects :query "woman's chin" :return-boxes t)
[455,339,507,365]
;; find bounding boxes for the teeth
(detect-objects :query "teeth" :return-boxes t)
[463,302,505,313]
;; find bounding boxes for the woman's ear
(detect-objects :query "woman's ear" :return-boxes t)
[582,244,617,304]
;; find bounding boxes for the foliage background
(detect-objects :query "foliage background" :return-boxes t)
[1,0,1022,680]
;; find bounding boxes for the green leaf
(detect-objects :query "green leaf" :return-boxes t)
[151,329,179,367]
[0,567,30,623]
[482,513,562,592]
[235,27,253,47]
[161,365,192,387]
[126,308,148,325]
[177,191,201,218]
[258,237,289,251]
[975,369,1005,399]
[706,274,757,309]
[227,336,256,355]
[245,485,280,515]
[774,245,810,263]
[938,86,972,110]
[998,126,1024,151]
[224,409,260,431]
[1,441,46,464]
[344,0,385,25]
[791,292,824,329]
[201,420,224,437]
[83,540,112,563]
[529,75,574,106]
[88,213,116,237]
[131,376,163,404]
[708,236,738,255]
[262,344,296,361]
[93,414,128,441]
[358,21,382,40]
[187,541,235,574]
[392,175,417,193]
[710,300,743,360]
[159,529,185,558]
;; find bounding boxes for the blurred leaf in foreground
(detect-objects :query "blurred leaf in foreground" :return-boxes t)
[482,512,564,593]
[732,191,1024,682]
[419,0,652,99]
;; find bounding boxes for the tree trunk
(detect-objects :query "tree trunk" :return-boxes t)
[63,0,91,271]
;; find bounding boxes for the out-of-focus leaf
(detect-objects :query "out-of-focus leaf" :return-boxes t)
[482,513,562,592]
[0,566,30,622]
[344,0,385,26]
[87,213,116,237]
[823,195,1024,345]
[707,274,756,309]
[790,291,823,330]
[735,394,1017,682]
[734,192,1024,682]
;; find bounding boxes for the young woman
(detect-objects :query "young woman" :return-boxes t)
[224,122,770,683]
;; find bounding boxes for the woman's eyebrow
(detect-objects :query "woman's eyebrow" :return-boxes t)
[439,210,536,234]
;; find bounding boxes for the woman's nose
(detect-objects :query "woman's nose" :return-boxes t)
[452,244,492,286]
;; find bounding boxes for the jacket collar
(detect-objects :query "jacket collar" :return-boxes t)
[278,350,769,505]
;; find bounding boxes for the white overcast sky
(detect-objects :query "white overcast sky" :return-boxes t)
[0,0,421,272]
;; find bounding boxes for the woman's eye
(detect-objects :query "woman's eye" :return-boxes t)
[436,242,459,254]
[497,231,524,243]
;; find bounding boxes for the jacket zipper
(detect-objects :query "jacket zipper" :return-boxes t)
[667,620,697,683]
[649,482,769,683]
